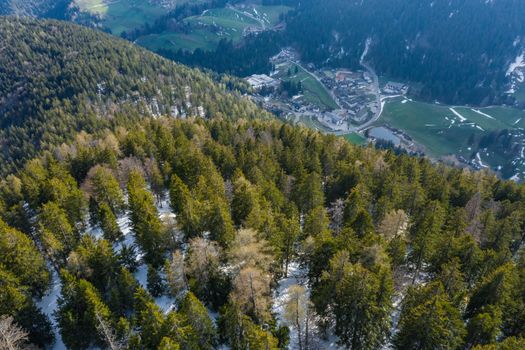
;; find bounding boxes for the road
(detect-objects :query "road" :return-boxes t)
[356,38,383,131]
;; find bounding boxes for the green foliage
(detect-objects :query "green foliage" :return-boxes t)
[87,165,126,215]
[147,264,166,298]
[0,17,269,175]
[0,219,50,297]
[128,170,167,266]
[394,282,466,350]
[56,272,116,350]
[219,302,280,350]
[179,292,217,349]
[98,201,123,242]
[38,201,79,263]
[1,115,525,349]
[314,251,393,349]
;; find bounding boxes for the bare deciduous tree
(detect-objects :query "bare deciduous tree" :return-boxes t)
[0,315,29,350]
[95,313,125,350]
[329,199,345,235]
[228,228,273,273]
[187,237,221,287]
[377,209,409,241]
[165,250,188,298]
[283,285,316,350]
[231,266,271,324]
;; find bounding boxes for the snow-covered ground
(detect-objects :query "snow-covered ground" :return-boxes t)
[37,189,180,349]
[449,107,467,122]
[471,109,495,120]
[36,269,67,350]
[272,262,344,350]
[506,52,525,94]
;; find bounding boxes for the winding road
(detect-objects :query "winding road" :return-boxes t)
[356,38,383,131]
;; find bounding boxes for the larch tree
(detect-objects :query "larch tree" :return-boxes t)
[0,315,30,350]
[283,284,315,350]
[164,251,188,298]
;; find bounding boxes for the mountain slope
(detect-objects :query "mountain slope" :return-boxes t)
[0,0,68,16]
[285,0,525,105]
[0,17,266,174]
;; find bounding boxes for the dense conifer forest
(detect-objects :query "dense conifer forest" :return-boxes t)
[1,15,525,350]
[281,0,525,105]
[0,17,265,175]
[1,115,525,349]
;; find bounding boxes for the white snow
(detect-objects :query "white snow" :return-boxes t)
[272,262,344,350]
[476,152,489,168]
[506,52,525,94]
[37,269,66,350]
[449,107,467,122]
[471,109,495,120]
[507,53,525,77]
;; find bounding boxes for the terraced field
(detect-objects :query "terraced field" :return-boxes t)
[72,0,168,35]
[137,5,291,52]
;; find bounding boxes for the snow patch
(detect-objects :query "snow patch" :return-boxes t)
[37,269,67,350]
[272,262,344,350]
[471,109,495,120]
[449,107,467,122]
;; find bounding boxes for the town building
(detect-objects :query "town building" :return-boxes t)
[245,74,279,90]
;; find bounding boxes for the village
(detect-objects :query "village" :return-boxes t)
[245,48,409,136]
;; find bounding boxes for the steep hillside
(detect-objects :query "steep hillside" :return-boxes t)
[285,0,525,105]
[1,117,525,349]
[0,0,68,16]
[0,17,266,174]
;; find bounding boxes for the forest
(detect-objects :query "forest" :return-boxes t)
[1,116,525,350]
[282,0,525,105]
[1,13,525,350]
[0,17,265,176]
[118,0,525,106]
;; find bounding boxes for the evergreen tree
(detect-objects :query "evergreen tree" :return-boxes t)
[147,264,166,298]
[179,292,217,350]
[56,272,116,350]
[127,171,167,267]
[98,201,122,242]
[394,282,466,350]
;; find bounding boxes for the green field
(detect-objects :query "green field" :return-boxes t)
[73,0,168,35]
[137,5,291,52]
[342,132,368,145]
[276,63,339,111]
[378,97,525,165]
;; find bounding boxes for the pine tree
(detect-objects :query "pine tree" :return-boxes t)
[179,292,217,350]
[56,272,116,350]
[127,171,167,267]
[394,282,466,350]
[86,165,126,215]
[0,219,50,297]
[147,264,166,298]
[98,202,122,242]
[38,201,79,263]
